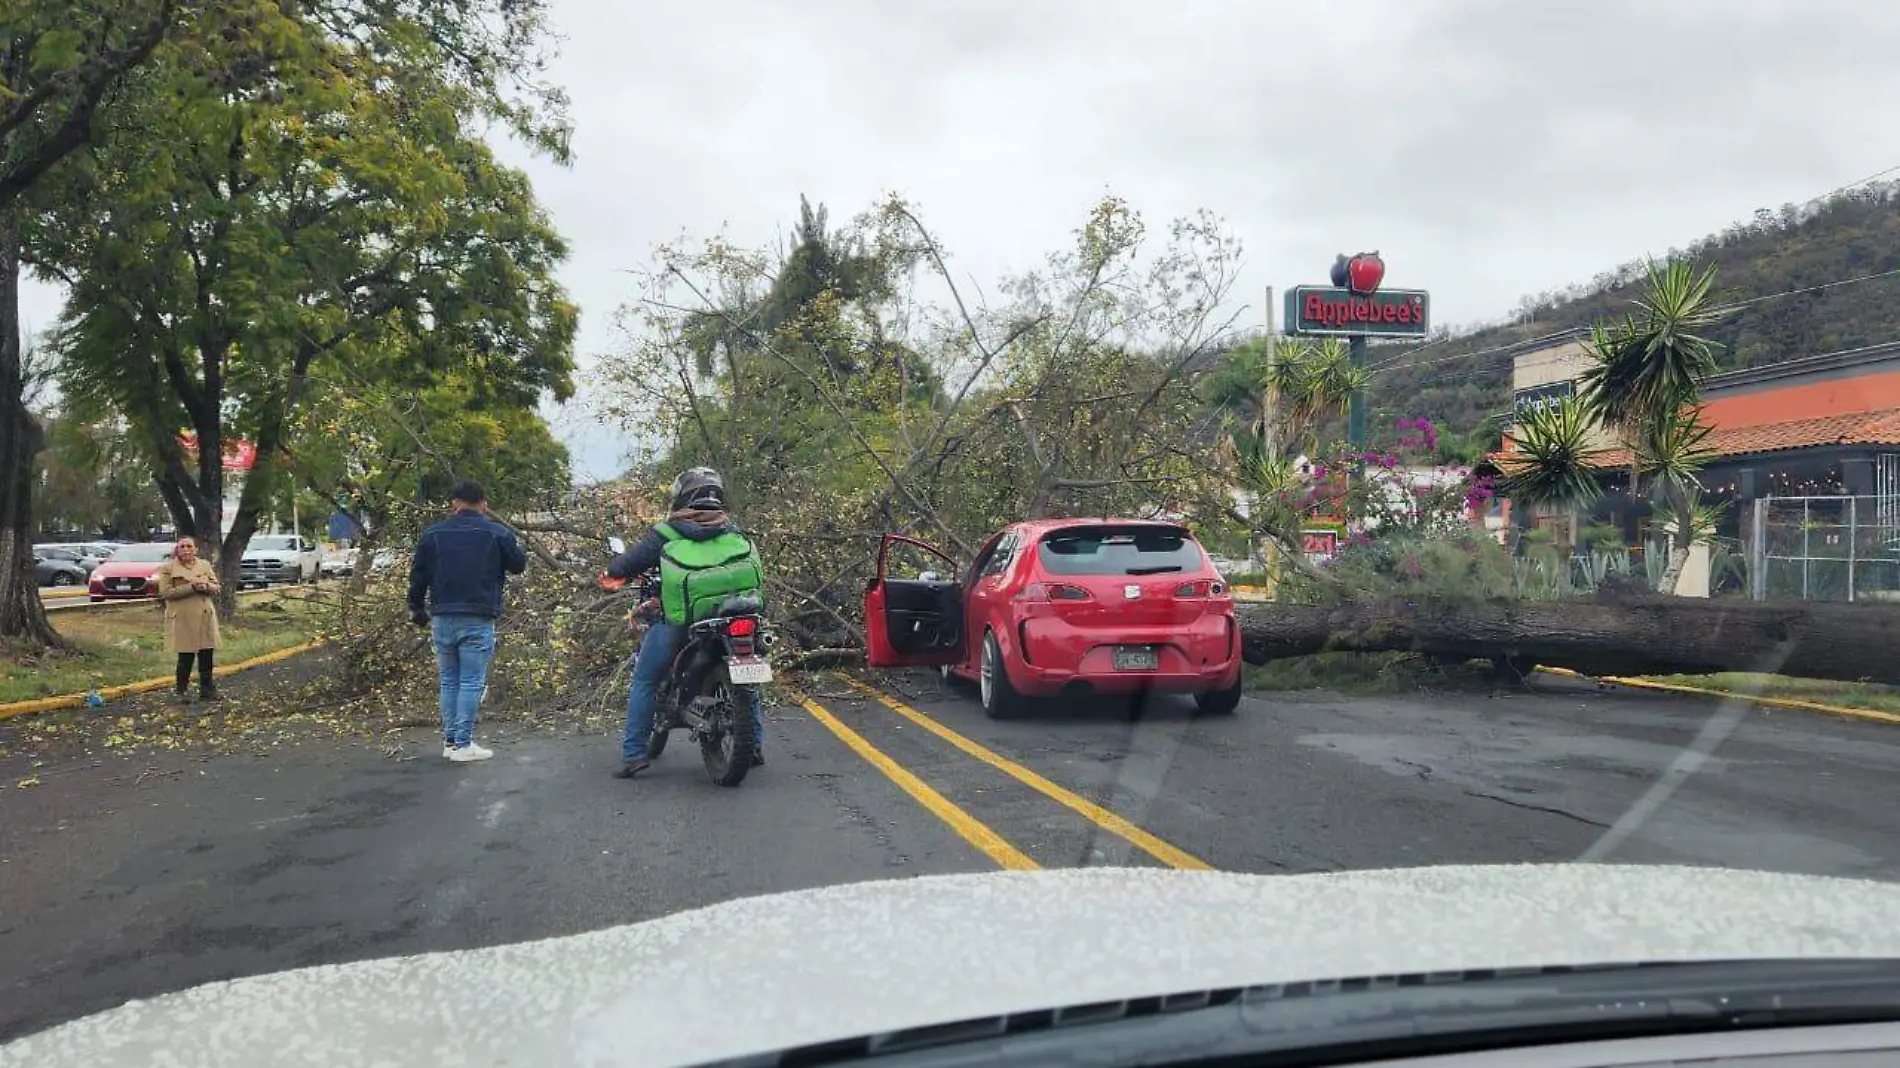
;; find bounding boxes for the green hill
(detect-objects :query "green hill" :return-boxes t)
[1363,181,1900,441]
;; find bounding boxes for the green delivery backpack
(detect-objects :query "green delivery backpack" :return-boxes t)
[654,522,764,625]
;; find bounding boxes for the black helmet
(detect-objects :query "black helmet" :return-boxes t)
[669,467,726,511]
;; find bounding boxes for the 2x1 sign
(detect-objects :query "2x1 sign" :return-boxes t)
[1301,530,1339,558]
[1286,285,1430,338]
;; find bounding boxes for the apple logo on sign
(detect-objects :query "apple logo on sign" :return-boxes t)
[1346,252,1384,295]
[1329,254,1350,289]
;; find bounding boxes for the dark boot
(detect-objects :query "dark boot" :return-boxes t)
[199,685,224,702]
[613,759,651,779]
[173,687,194,705]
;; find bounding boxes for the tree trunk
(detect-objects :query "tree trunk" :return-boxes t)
[214,504,258,616]
[1238,596,1900,685]
[0,214,61,648]
[1657,543,1691,596]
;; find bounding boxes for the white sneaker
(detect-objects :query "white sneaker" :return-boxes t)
[446,742,493,763]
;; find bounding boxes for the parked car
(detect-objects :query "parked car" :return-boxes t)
[88,543,176,601]
[319,547,358,578]
[863,519,1244,718]
[31,549,91,588]
[32,544,104,578]
[240,534,320,587]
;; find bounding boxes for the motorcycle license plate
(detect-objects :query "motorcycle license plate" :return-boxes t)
[727,657,774,685]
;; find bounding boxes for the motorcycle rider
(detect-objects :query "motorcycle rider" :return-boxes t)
[607,467,767,779]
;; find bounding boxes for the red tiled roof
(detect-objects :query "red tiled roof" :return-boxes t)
[1593,410,1900,467]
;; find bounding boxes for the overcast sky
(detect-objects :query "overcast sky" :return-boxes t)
[24,0,1900,481]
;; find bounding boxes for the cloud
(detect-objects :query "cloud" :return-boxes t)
[28,0,1900,482]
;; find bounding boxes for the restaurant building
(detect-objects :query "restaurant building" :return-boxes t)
[1501,337,1900,598]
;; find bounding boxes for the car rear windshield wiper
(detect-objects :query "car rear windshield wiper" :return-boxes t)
[1124,565,1184,575]
[729,958,1900,1068]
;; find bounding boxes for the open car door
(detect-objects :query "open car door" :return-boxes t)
[864,534,965,668]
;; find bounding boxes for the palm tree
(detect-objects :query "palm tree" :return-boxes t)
[1207,336,1366,588]
[1575,259,1722,593]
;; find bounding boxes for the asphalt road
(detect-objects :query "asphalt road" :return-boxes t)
[7,669,1900,1042]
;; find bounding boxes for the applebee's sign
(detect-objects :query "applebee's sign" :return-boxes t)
[1284,251,1430,339]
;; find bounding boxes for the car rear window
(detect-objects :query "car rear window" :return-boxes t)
[110,544,173,563]
[1036,526,1204,576]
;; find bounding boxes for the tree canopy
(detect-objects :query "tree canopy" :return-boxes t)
[33,0,577,599]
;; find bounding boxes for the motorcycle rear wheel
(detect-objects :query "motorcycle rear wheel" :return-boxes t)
[699,668,759,788]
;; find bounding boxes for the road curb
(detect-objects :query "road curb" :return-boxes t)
[0,639,326,722]
[44,586,285,615]
[1535,665,1900,726]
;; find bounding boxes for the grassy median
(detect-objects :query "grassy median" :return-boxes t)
[0,592,324,705]
[1633,672,1900,717]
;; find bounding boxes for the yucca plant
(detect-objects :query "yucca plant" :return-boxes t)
[1638,405,1720,593]
[1575,258,1724,594]
[1578,259,1721,444]
[1500,395,1606,533]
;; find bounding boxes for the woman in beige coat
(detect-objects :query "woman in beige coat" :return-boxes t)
[151,537,223,702]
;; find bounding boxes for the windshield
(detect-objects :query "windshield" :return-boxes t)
[12,6,1900,1065]
[1037,527,1203,576]
[105,544,172,563]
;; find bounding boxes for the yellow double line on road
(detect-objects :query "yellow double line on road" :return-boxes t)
[797,675,1212,871]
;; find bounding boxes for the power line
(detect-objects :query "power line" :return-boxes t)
[1364,163,1900,377]
[1370,264,1900,380]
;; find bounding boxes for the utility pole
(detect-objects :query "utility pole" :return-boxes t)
[1261,286,1281,594]
[1261,285,1278,457]
[1347,335,1368,449]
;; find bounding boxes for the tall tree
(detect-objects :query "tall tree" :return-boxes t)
[40,13,576,605]
[0,0,220,644]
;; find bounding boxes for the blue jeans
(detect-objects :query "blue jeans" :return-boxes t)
[433,614,496,748]
[622,621,766,762]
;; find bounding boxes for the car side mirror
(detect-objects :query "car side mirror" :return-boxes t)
[607,536,627,555]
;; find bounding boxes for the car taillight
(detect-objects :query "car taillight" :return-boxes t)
[1018,582,1091,603]
[727,617,758,637]
[1177,580,1230,598]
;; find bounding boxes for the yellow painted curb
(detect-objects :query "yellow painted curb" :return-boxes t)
[1535,665,1900,726]
[0,639,326,722]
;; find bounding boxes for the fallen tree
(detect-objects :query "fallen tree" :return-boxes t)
[1238,596,1900,685]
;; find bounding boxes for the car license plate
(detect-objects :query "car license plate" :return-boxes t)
[1114,646,1159,671]
[727,657,774,685]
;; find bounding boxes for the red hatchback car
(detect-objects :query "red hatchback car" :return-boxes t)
[87,542,175,601]
[864,519,1244,718]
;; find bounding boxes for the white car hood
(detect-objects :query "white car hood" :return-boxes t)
[10,864,1900,1066]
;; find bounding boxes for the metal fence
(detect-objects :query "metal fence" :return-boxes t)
[1749,495,1900,602]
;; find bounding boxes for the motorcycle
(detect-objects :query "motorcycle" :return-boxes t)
[601,537,774,787]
